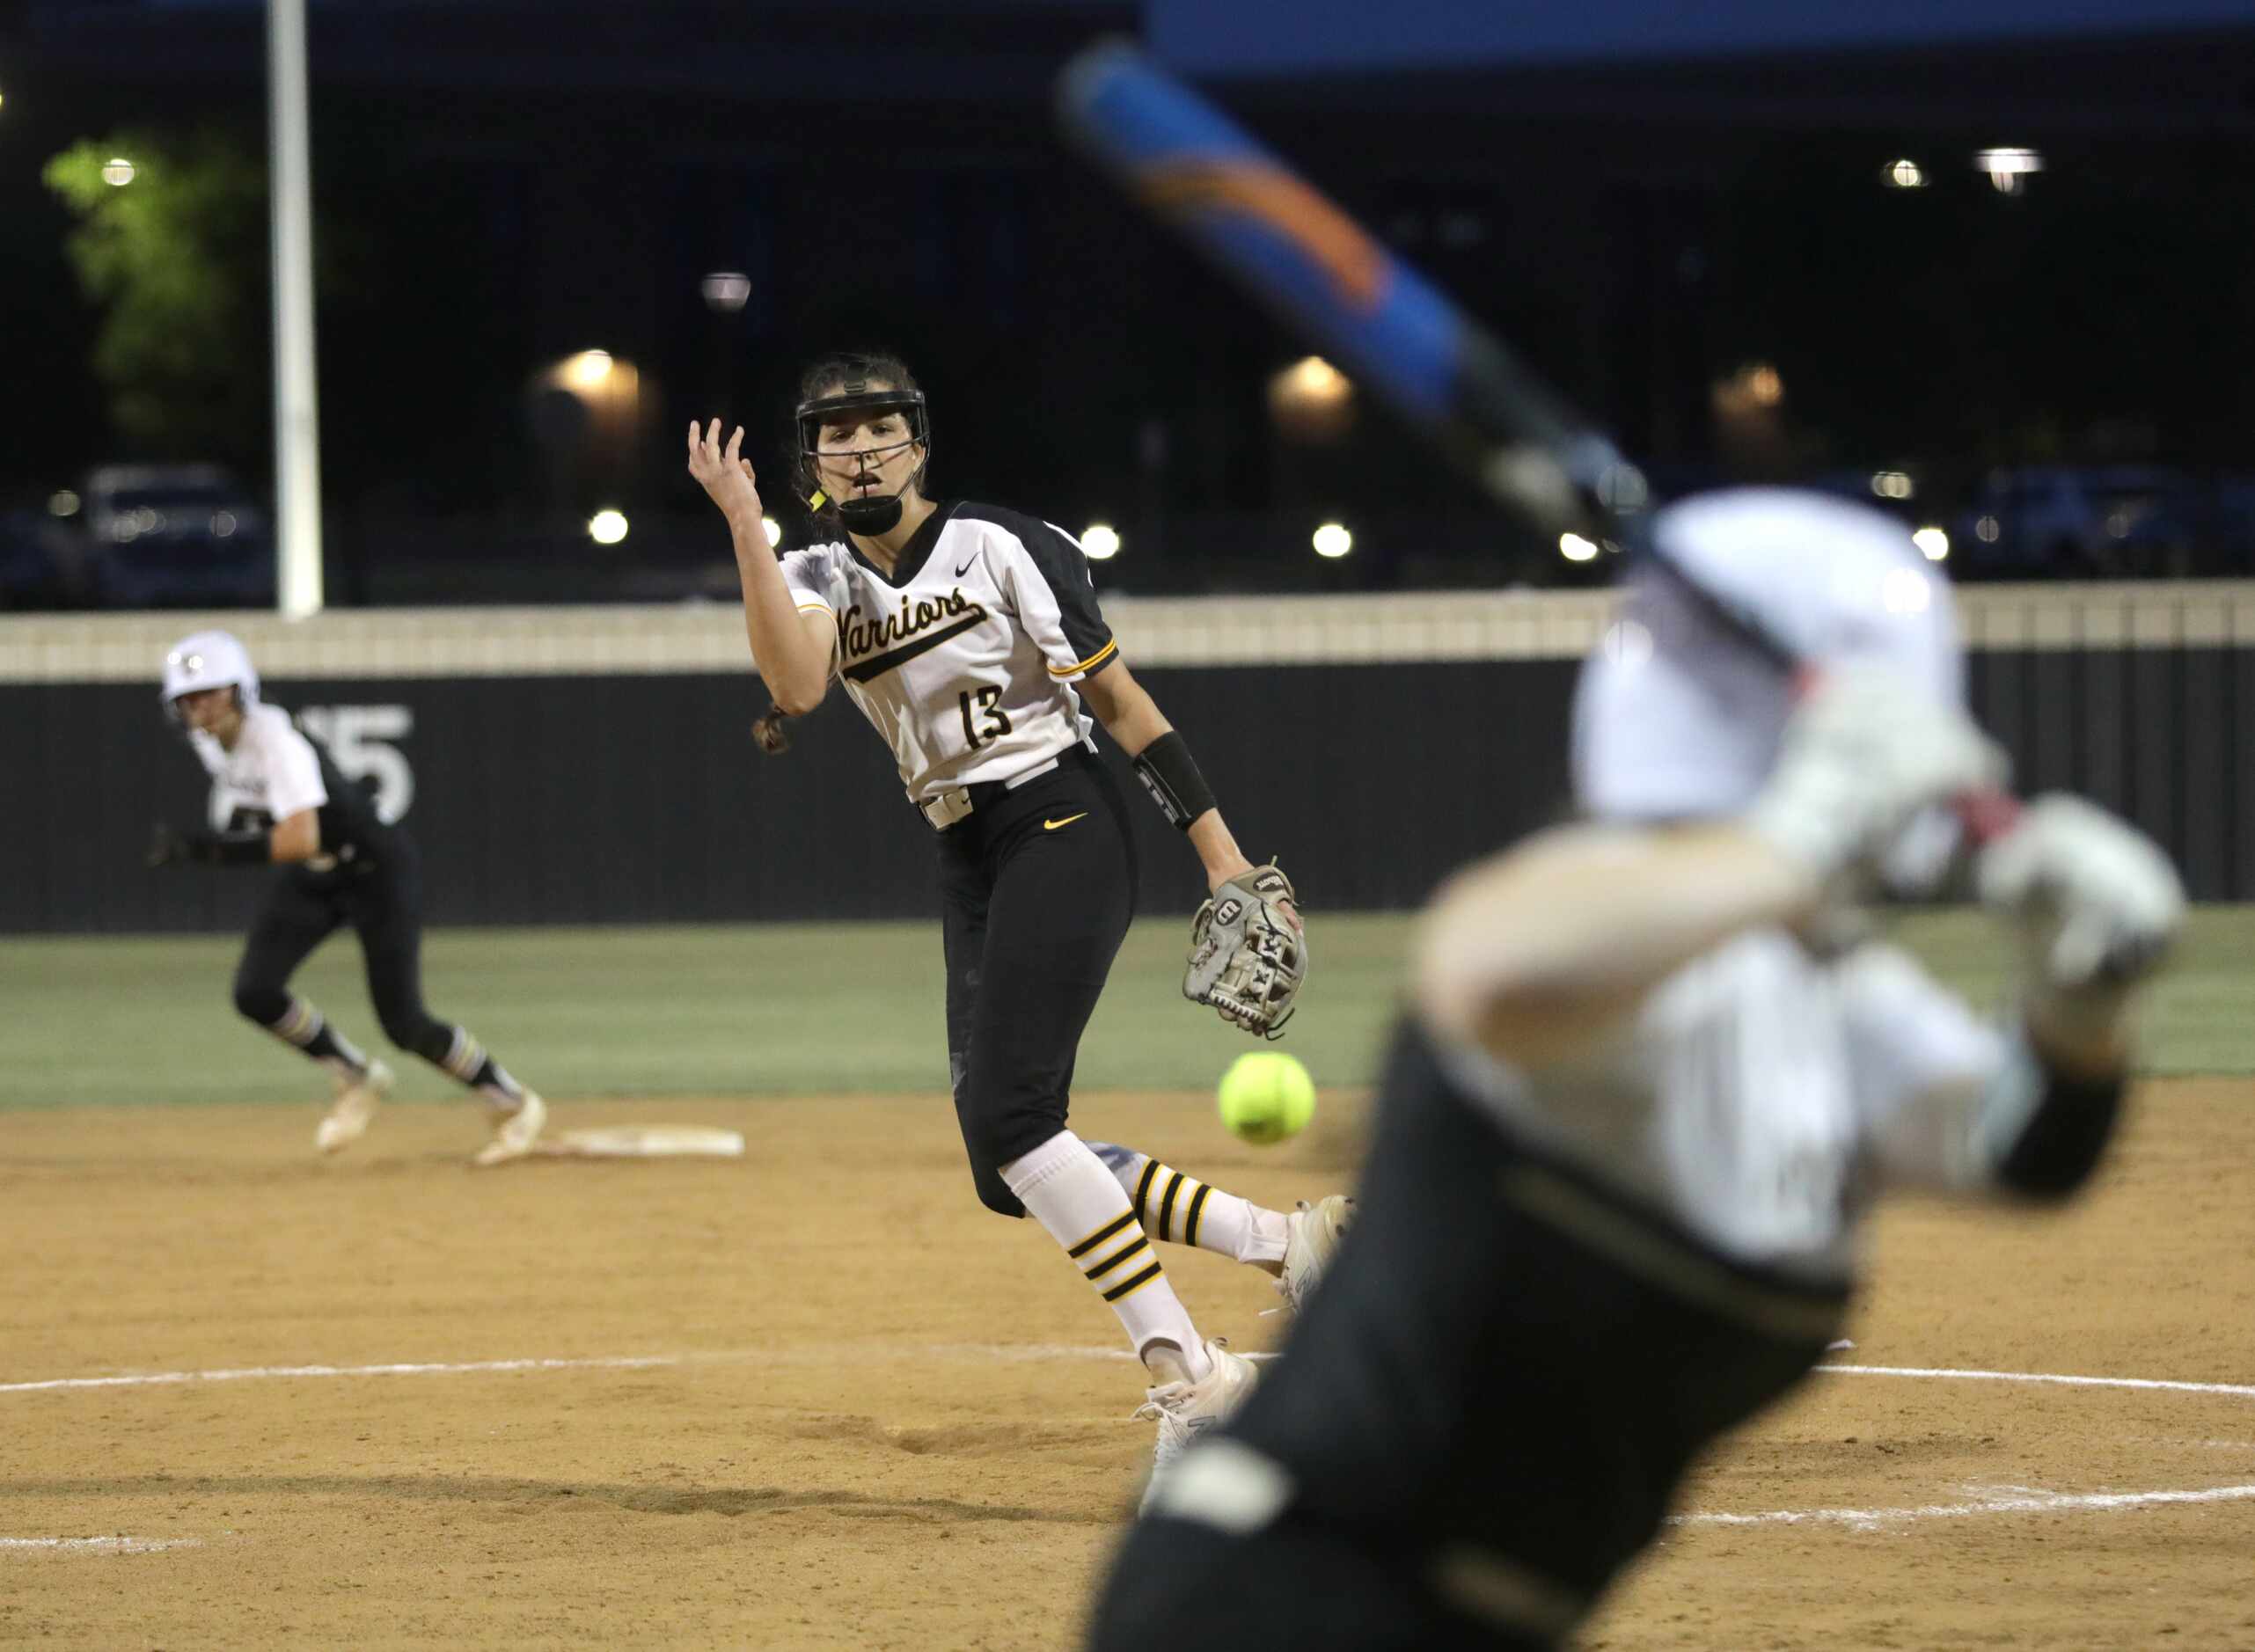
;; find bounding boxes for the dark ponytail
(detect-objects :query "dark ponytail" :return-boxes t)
[751,702,793,756]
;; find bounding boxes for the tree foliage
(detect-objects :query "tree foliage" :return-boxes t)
[44,131,269,466]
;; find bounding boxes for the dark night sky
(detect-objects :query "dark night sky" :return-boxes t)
[4,1,2253,596]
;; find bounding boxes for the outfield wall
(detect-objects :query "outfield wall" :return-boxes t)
[4,582,2251,932]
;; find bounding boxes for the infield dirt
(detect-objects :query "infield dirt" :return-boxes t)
[4,1079,2251,1648]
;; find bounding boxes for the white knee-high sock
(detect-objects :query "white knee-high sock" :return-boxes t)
[1086,1142,1289,1268]
[1000,1130,1212,1383]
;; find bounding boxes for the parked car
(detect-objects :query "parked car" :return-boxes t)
[81,464,275,608]
[1951,465,2193,581]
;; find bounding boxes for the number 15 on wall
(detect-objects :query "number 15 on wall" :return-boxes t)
[298,704,415,823]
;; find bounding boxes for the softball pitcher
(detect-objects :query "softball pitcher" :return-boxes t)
[150,630,547,1166]
[689,351,1346,1495]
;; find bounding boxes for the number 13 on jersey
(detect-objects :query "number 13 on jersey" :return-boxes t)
[957,684,1013,751]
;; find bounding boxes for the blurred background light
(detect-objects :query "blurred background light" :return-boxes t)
[100,157,135,186]
[1270,355,1356,442]
[1312,522,1353,558]
[1871,471,1915,500]
[1883,158,1927,189]
[1713,362,1785,416]
[48,490,80,517]
[1912,526,1950,561]
[587,508,628,545]
[1974,515,2002,544]
[762,516,782,548]
[1977,146,2044,194]
[700,272,751,313]
[1081,523,1121,559]
[565,349,615,390]
[1559,532,1600,562]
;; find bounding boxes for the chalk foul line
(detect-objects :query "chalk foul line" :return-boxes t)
[1819,1363,2255,1400]
[4,1350,2249,1404]
[0,1536,202,1554]
[1675,1480,2255,1531]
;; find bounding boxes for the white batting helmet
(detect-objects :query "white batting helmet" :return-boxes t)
[1572,487,1963,822]
[159,629,261,717]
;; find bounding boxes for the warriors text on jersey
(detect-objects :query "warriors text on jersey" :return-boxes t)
[780,501,1117,803]
[189,702,394,876]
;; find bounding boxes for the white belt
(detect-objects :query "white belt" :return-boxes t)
[915,755,1064,832]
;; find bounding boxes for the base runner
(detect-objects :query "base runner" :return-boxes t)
[149,630,548,1167]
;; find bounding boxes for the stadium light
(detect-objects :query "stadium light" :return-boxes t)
[1312,522,1352,559]
[588,508,629,545]
[1913,527,1950,562]
[101,157,135,186]
[1977,147,2043,194]
[1559,532,1600,563]
[1882,158,1927,189]
[1270,356,1355,441]
[701,272,751,313]
[566,349,615,390]
[1081,523,1122,559]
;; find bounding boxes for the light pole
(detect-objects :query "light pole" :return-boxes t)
[269,0,323,618]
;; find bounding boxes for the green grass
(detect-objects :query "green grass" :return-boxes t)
[4,908,2252,1110]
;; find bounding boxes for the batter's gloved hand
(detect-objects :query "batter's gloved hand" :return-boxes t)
[146,822,190,868]
[1743,666,2007,887]
[1184,863,1307,1039]
[1977,795,2183,1013]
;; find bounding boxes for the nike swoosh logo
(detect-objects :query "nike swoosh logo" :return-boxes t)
[955,559,977,577]
[1043,814,1088,831]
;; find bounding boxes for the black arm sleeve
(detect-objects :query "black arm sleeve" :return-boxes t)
[1993,1061,2127,1202]
[187,828,273,866]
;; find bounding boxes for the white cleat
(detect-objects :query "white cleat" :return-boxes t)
[1277,1195,1354,1315]
[1135,1337,1259,1514]
[315,1059,393,1155]
[472,1090,546,1168]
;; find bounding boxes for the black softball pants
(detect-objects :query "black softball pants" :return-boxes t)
[936,745,1138,1217]
[1089,1022,1846,1650]
[231,842,457,1066]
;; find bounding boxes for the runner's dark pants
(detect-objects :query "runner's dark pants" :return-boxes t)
[1090,1023,1847,1650]
[231,839,458,1065]
[938,744,1139,1217]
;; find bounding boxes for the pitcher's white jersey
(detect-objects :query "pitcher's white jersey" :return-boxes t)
[189,702,328,830]
[781,501,1117,805]
[1440,928,2008,1284]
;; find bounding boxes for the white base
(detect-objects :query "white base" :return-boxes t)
[532,1126,745,1160]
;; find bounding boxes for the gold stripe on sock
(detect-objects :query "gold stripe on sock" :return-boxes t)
[1134,1159,1161,1224]
[1157,1172,1186,1243]
[1183,1183,1213,1250]
[1102,1260,1167,1303]
[1068,1210,1138,1261]
[446,1034,487,1082]
[1084,1235,1150,1283]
